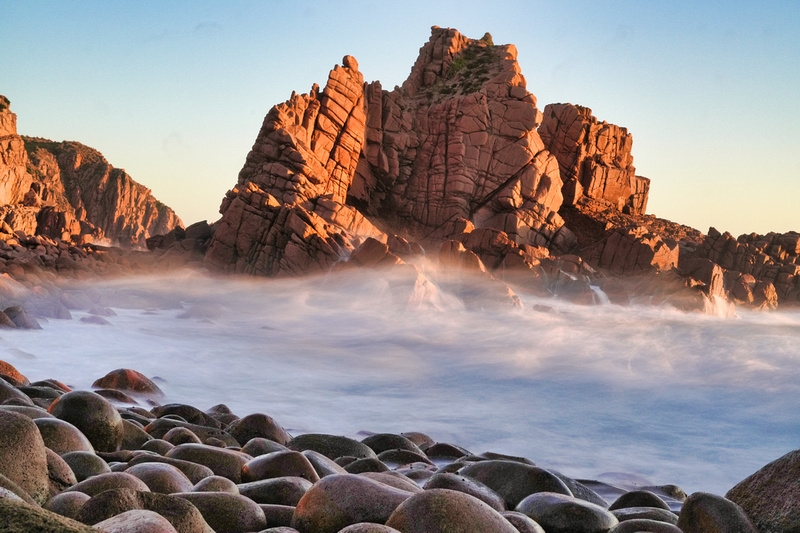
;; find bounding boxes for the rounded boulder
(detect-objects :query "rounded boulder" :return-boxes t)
[385,488,519,532]
[515,491,619,533]
[48,390,123,452]
[0,409,50,505]
[291,473,413,533]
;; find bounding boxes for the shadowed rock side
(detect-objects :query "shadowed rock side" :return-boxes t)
[0,95,182,246]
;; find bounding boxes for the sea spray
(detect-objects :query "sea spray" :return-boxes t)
[0,267,797,495]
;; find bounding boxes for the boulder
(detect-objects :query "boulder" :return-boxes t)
[726,448,800,533]
[0,410,50,505]
[385,488,518,532]
[676,492,756,533]
[515,491,619,533]
[48,390,124,452]
[291,474,413,533]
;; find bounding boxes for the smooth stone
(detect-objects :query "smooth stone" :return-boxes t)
[228,413,292,446]
[91,368,165,398]
[0,360,30,384]
[173,491,267,533]
[127,454,215,484]
[121,419,153,451]
[48,390,123,452]
[165,443,251,482]
[609,490,671,511]
[676,492,757,533]
[145,417,237,446]
[0,498,96,532]
[62,450,112,482]
[377,449,433,467]
[301,449,348,477]
[0,404,54,419]
[344,457,390,474]
[502,510,546,533]
[609,518,683,532]
[478,451,536,464]
[242,450,320,483]
[460,460,573,509]
[0,378,34,405]
[126,461,195,494]
[94,509,179,533]
[151,404,221,429]
[45,491,91,521]
[515,491,619,533]
[361,433,424,455]
[0,410,50,505]
[0,472,38,505]
[65,472,151,497]
[262,528,300,533]
[726,448,800,533]
[400,431,435,449]
[241,437,289,457]
[385,488,519,533]
[291,474,413,533]
[552,471,609,507]
[45,447,78,496]
[163,426,203,445]
[259,503,295,527]
[193,475,239,494]
[338,524,402,532]
[288,433,378,460]
[424,472,506,511]
[34,417,95,455]
[19,385,62,401]
[359,471,424,493]
[139,438,174,455]
[424,442,470,460]
[612,506,679,524]
[238,476,313,506]
[4,306,41,329]
[78,488,214,533]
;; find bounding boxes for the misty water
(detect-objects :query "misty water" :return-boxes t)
[2,265,798,496]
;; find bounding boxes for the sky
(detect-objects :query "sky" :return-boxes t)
[2,1,799,236]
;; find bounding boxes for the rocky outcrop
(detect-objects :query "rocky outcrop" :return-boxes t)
[695,228,800,307]
[353,28,574,251]
[540,103,649,214]
[0,95,182,246]
[23,138,182,245]
[206,27,575,278]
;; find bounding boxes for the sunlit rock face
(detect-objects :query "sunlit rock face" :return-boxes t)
[539,103,649,215]
[205,56,384,276]
[206,27,578,277]
[0,95,182,245]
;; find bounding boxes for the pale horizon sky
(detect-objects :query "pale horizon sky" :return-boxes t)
[3,1,799,237]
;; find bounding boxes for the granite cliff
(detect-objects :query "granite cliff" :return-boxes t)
[0,96,182,246]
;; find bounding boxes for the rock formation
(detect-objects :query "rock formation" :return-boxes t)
[206,27,575,277]
[0,96,182,246]
[540,103,649,214]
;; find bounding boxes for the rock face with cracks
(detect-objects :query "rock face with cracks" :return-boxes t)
[205,27,577,277]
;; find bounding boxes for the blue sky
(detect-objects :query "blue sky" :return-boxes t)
[3,1,799,236]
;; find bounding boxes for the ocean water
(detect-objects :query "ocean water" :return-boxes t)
[2,264,798,496]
